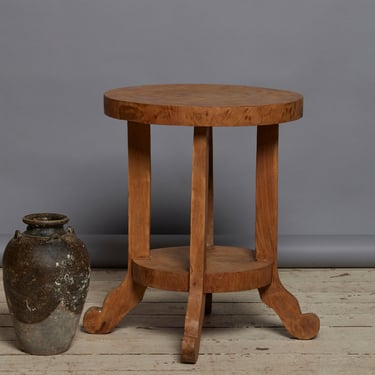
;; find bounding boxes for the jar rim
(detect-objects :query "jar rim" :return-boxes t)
[23,213,69,227]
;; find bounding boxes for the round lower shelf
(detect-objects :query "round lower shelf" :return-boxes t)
[132,246,273,293]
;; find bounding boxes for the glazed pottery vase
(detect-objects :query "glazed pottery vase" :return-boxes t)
[2,213,90,355]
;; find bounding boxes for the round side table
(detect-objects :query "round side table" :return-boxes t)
[83,84,320,364]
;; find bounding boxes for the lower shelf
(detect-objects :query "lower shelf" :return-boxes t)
[132,246,273,293]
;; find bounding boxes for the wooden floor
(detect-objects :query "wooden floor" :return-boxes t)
[0,268,374,374]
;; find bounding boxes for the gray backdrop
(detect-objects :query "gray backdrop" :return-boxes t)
[1,0,374,266]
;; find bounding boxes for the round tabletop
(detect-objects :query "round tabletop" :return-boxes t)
[104,84,303,127]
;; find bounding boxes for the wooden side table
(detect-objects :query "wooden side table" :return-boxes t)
[83,84,320,363]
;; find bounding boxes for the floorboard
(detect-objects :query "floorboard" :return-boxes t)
[0,268,374,374]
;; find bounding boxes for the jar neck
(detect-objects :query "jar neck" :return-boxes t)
[22,213,69,238]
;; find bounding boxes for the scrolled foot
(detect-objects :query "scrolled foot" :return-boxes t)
[181,335,200,364]
[83,306,114,334]
[83,277,146,335]
[259,279,320,340]
[181,292,205,364]
[287,312,320,340]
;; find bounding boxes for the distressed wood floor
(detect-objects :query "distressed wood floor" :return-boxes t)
[0,268,374,374]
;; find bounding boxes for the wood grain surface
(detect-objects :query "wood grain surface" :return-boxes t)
[132,246,273,293]
[104,84,303,126]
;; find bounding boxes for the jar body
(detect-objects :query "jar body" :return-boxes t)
[2,213,90,355]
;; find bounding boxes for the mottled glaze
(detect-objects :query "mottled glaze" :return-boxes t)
[2,213,90,355]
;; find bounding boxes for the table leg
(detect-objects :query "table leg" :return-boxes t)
[205,127,214,315]
[255,124,320,340]
[83,122,150,334]
[181,127,210,363]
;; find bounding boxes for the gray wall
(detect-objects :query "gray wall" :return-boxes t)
[1,1,375,265]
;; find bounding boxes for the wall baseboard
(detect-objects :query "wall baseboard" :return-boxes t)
[0,234,374,268]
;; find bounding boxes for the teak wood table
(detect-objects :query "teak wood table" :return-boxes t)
[83,84,320,363]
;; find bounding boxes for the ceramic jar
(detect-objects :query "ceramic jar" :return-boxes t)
[2,213,90,355]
